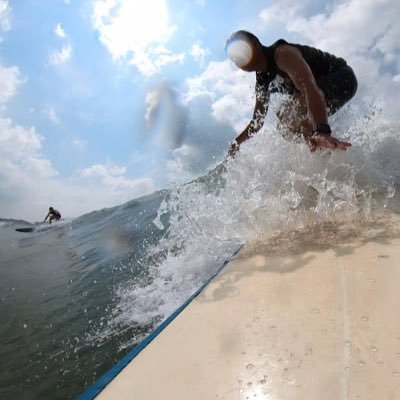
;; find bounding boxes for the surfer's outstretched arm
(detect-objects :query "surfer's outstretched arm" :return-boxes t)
[228,91,269,157]
[275,45,351,152]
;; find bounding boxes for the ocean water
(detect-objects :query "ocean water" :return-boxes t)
[1,112,400,399]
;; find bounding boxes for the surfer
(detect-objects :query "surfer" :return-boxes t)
[225,31,358,156]
[43,207,61,224]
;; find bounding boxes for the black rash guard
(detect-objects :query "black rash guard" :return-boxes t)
[255,39,357,114]
[51,209,61,219]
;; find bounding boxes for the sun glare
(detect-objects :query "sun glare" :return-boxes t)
[103,0,170,52]
[130,0,169,44]
[93,0,182,74]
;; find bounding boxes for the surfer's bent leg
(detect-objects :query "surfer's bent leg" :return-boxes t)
[276,65,357,140]
[316,65,358,115]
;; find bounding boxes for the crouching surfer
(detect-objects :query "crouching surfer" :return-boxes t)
[225,30,358,156]
[43,207,61,224]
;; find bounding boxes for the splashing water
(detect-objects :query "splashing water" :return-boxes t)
[111,111,400,349]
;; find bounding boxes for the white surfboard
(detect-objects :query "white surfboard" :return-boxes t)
[81,210,400,400]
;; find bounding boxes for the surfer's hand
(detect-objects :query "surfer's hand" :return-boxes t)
[308,132,351,152]
[228,131,252,158]
[228,140,239,158]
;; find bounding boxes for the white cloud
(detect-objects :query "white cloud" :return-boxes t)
[49,23,73,68]
[282,0,400,59]
[167,144,198,183]
[81,164,127,178]
[154,49,185,70]
[81,163,156,197]
[0,117,45,164]
[55,23,67,39]
[72,139,87,151]
[92,0,182,76]
[49,44,72,65]
[184,60,255,131]
[190,42,210,67]
[0,0,10,32]
[0,63,22,104]
[0,108,58,200]
[44,106,60,124]
[259,1,296,25]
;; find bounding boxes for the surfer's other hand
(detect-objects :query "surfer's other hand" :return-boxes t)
[308,132,352,152]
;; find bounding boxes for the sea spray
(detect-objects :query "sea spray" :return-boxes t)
[110,111,400,350]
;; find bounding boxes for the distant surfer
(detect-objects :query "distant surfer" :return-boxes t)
[225,31,358,156]
[43,207,61,224]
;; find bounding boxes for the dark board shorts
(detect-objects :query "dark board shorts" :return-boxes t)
[317,65,358,115]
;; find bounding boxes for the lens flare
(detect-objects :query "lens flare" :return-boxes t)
[226,39,253,68]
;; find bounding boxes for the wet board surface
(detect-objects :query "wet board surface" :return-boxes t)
[92,211,400,400]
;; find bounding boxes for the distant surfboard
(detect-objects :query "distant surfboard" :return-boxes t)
[15,227,35,233]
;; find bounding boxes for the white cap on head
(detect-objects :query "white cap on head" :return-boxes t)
[226,40,253,68]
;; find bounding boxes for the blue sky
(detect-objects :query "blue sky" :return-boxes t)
[0,0,399,220]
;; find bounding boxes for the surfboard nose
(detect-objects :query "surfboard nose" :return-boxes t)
[84,211,400,400]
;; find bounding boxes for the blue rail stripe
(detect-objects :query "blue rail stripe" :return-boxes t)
[76,244,244,400]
